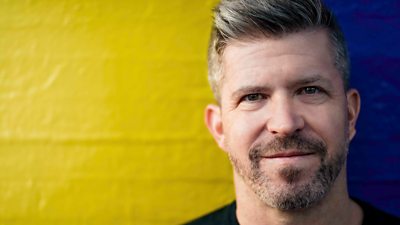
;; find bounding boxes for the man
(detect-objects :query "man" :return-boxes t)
[185,0,400,224]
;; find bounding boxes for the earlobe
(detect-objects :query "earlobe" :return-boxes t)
[204,104,226,150]
[346,89,361,140]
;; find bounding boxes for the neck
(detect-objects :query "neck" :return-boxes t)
[234,168,363,225]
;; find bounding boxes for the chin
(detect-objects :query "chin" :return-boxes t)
[255,179,330,211]
[251,164,337,211]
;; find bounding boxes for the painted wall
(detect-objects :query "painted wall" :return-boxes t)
[325,0,400,217]
[0,0,399,224]
[0,1,233,224]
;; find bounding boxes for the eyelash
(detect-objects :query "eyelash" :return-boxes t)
[240,93,266,102]
[297,86,324,95]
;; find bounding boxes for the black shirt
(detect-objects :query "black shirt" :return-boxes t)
[184,199,399,225]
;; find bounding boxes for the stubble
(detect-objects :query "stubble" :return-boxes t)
[229,133,348,210]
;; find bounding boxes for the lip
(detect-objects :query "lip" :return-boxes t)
[263,152,315,159]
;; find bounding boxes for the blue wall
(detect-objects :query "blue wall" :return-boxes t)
[325,0,400,216]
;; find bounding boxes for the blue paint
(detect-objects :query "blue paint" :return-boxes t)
[325,0,400,216]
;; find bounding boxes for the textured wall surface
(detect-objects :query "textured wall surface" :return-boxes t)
[0,0,399,224]
[326,0,400,217]
[0,1,234,224]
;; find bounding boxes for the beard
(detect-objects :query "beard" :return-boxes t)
[229,133,348,211]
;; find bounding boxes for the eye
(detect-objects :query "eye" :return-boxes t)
[296,86,329,104]
[241,93,265,102]
[298,86,322,95]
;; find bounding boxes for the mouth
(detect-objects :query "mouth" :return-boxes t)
[263,151,315,159]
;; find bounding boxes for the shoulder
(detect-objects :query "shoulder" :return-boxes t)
[353,198,400,225]
[183,201,238,225]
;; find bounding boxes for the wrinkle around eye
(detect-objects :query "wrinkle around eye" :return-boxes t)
[241,93,266,102]
[236,93,267,110]
[297,86,330,104]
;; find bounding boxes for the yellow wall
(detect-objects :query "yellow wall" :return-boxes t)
[0,1,234,224]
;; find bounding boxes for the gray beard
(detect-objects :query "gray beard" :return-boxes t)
[229,133,348,210]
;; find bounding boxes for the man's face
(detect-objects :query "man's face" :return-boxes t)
[205,30,360,210]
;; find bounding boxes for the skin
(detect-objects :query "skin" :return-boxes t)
[205,29,362,225]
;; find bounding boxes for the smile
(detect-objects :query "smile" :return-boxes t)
[263,151,315,159]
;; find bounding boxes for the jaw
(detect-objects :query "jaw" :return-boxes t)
[233,165,353,225]
[232,152,348,209]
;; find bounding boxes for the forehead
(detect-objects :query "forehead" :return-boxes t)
[220,29,338,88]
[223,29,333,67]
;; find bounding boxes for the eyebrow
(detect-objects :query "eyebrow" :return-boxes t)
[292,75,334,90]
[293,75,329,86]
[231,86,271,100]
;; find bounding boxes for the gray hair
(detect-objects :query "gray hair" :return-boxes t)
[208,0,350,102]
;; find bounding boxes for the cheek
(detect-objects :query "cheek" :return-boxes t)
[224,112,266,153]
[306,107,348,152]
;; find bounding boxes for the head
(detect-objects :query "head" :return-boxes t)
[205,0,361,211]
[208,0,350,103]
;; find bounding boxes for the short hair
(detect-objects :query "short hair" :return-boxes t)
[208,0,350,102]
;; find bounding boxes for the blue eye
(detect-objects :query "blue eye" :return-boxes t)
[242,93,264,102]
[300,86,321,95]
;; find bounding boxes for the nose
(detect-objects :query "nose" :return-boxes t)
[266,97,304,136]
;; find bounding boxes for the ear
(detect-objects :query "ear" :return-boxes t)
[346,89,361,141]
[204,104,226,151]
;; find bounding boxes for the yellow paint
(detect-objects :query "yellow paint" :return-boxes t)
[0,1,234,224]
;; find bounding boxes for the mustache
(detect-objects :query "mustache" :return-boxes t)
[249,133,327,163]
